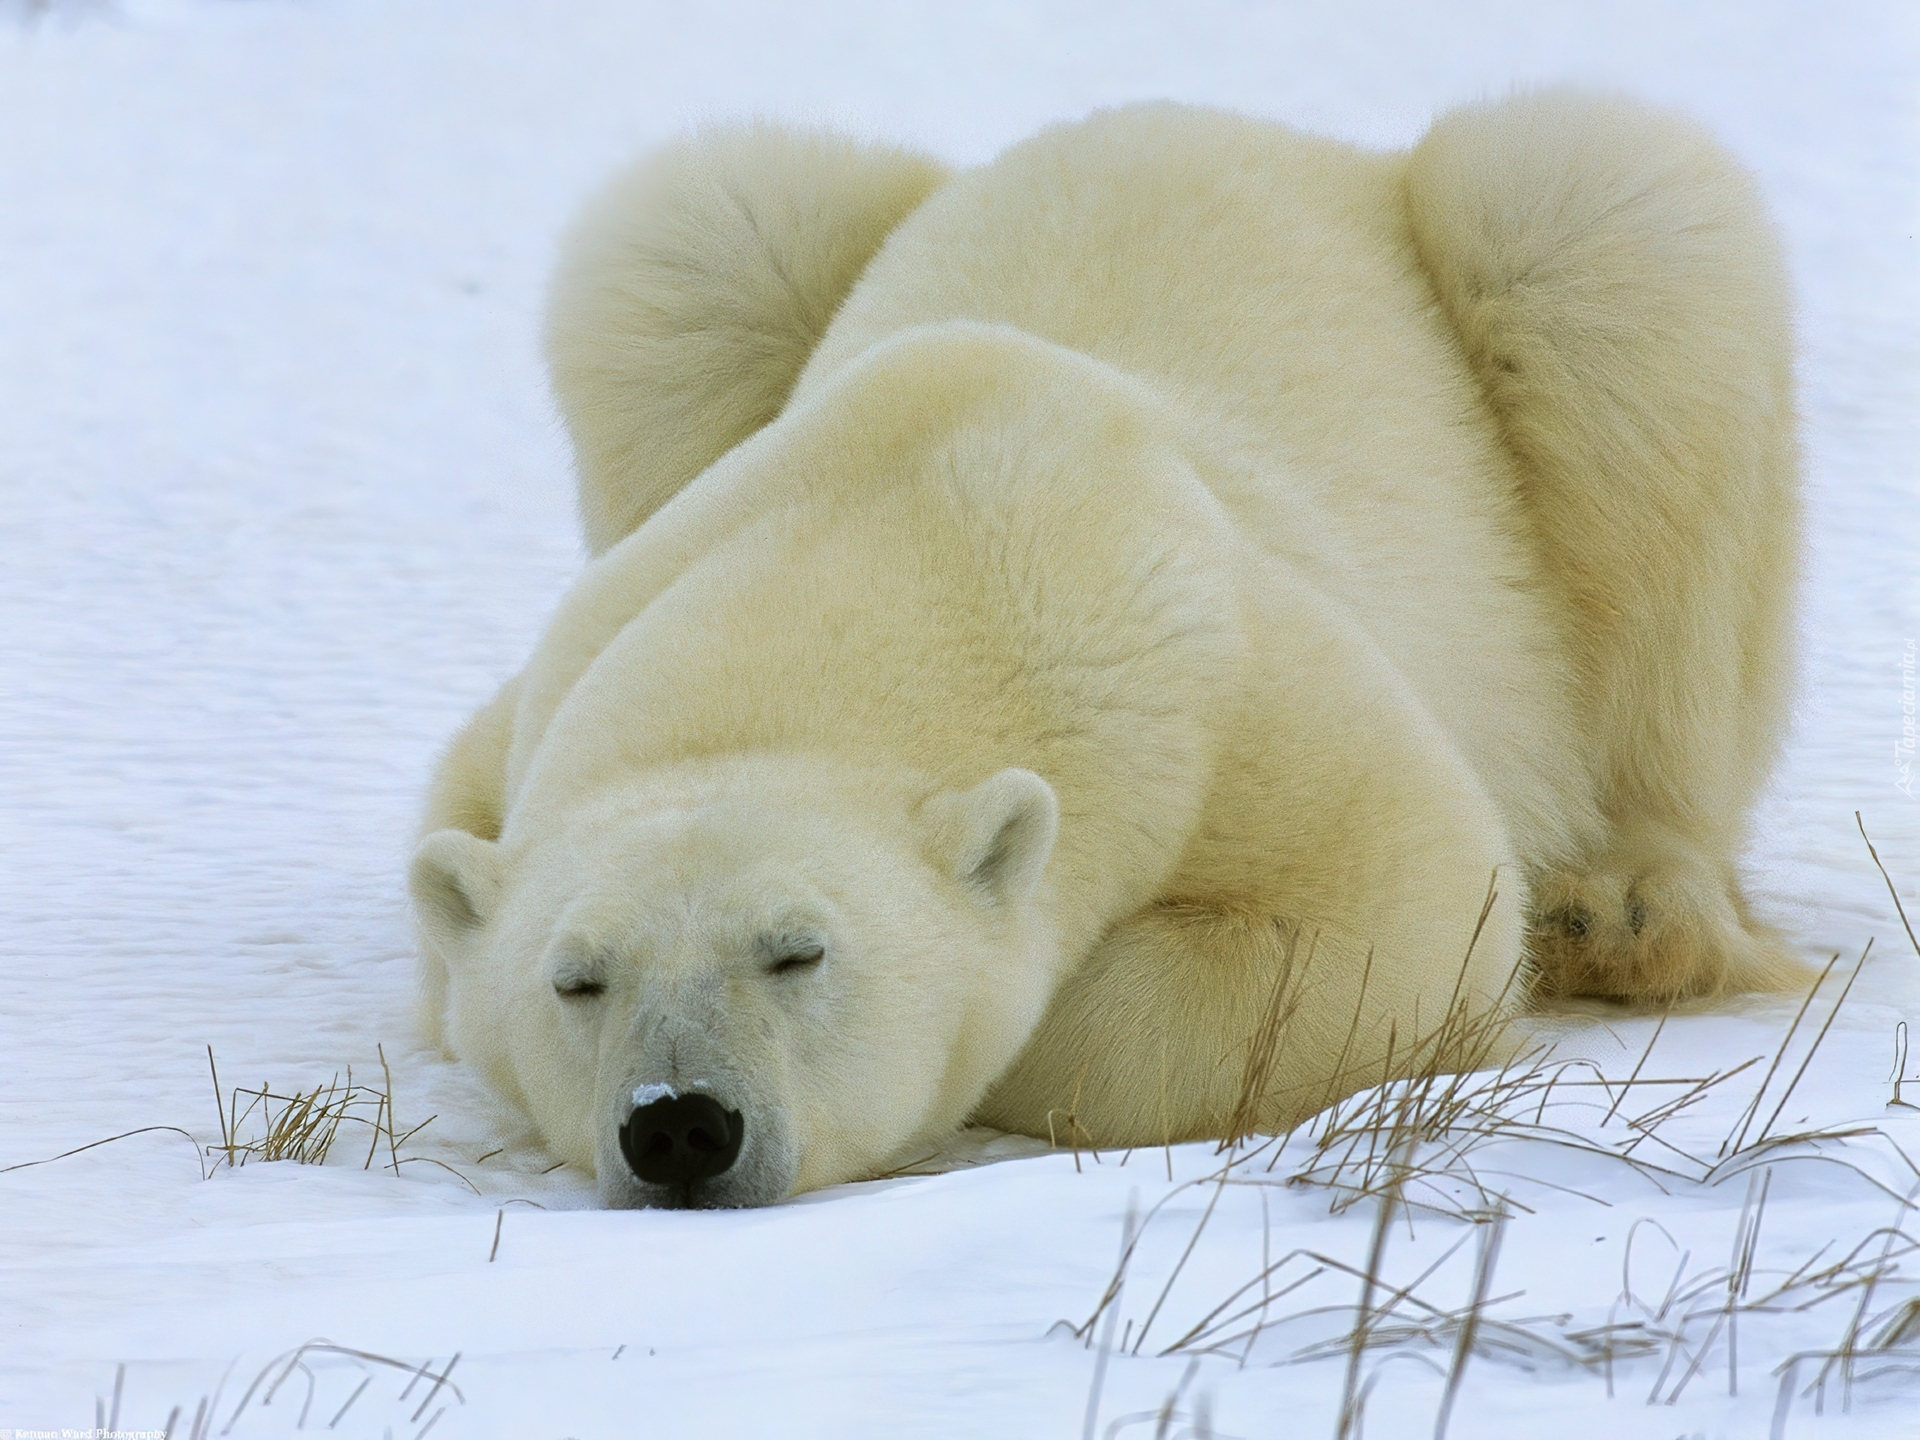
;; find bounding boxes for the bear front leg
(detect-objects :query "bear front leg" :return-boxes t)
[976,567,1533,1150]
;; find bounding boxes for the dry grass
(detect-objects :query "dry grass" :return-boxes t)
[0,1043,473,1193]
[1218,925,1321,1153]
[118,1341,467,1439]
[1068,818,1920,1436]
[204,1043,479,1193]
[1071,1049,1920,1434]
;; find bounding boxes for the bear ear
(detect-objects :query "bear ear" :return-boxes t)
[410,829,503,946]
[923,768,1059,906]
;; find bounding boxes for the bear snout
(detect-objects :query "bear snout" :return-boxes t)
[617,1091,745,1188]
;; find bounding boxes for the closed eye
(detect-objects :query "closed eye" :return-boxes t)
[769,945,824,976]
[554,977,606,999]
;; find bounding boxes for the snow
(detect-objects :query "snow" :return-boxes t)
[1,0,1916,1435]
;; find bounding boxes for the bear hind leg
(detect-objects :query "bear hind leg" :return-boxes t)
[1405,90,1805,1003]
[548,126,947,553]
[1527,853,1802,1003]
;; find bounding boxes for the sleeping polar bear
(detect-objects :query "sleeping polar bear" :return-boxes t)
[410,93,1803,1208]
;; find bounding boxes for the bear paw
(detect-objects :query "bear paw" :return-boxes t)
[1526,855,1803,1005]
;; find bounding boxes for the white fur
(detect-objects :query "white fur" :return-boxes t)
[546,123,947,554]
[413,96,1803,1206]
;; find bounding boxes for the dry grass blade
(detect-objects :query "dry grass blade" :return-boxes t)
[1891,1022,1916,1110]
[1218,925,1312,1152]
[1132,1170,1240,1356]
[0,1125,207,1179]
[1857,813,1920,962]
[1729,1168,1774,1393]
[1157,1261,1328,1358]
[1753,942,1873,1149]
[1602,1010,1669,1126]
[1336,1139,1410,1440]
[1082,1192,1140,1440]
[1432,1206,1508,1439]
[1723,955,1839,1159]
[409,1353,461,1423]
[1868,1297,1920,1350]
[378,1043,402,1176]
[207,1045,234,1168]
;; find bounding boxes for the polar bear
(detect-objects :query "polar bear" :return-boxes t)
[410,96,1803,1208]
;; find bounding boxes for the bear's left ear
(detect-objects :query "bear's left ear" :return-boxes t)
[922,768,1059,906]
[410,829,503,949]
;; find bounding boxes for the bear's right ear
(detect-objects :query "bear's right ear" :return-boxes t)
[410,829,503,947]
[922,768,1059,907]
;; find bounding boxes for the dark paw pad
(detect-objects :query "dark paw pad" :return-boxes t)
[1550,904,1593,940]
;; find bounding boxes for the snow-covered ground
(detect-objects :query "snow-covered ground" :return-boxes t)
[2,1,1916,1435]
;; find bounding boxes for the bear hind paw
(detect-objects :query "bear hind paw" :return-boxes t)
[1527,859,1807,1005]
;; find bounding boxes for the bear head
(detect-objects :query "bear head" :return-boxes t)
[410,753,1059,1207]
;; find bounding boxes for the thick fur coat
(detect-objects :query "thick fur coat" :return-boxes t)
[411,95,1802,1207]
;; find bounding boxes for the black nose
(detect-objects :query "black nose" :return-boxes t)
[618,1093,744,1186]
